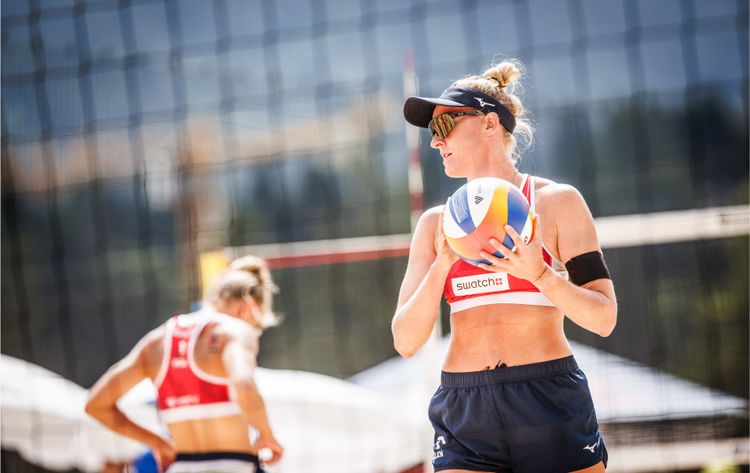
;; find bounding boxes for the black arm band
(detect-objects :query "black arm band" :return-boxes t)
[565,251,611,286]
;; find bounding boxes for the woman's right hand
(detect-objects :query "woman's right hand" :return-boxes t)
[152,437,176,472]
[435,206,460,270]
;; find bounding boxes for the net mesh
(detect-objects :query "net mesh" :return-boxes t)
[2,0,748,471]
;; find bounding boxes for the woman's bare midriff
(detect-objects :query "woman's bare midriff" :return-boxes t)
[443,303,572,372]
[168,416,257,454]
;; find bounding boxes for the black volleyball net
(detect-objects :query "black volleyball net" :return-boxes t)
[2,1,748,472]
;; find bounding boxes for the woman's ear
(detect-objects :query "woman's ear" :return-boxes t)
[241,297,259,327]
[484,112,501,136]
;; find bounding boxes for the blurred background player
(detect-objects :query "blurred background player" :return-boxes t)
[393,59,617,472]
[86,261,283,473]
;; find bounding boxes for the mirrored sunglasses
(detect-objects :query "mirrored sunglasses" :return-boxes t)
[428,110,485,139]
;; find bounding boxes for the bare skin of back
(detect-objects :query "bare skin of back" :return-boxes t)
[143,316,258,453]
[87,308,283,470]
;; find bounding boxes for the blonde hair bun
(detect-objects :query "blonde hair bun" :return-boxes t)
[482,61,522,89]
[227,254,281,329]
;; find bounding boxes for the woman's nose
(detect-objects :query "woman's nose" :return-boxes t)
[430,133,444,149]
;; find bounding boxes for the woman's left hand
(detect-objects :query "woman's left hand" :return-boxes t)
[478,214,548,283]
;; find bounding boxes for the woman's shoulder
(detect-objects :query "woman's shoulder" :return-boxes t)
[204,311,255,332]
[414,205,444,231]
[533,178,591,218]
[201,314,260,348]
[137,324,168,374]
[405,205,444,252]
[423,205,445,217]
[533,177,584,200]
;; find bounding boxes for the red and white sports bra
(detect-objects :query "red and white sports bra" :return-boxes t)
[443,174,567,313]
[155,314,242,423]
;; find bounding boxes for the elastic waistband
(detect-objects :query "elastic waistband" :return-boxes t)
[441,355,579,387]
[174,452,259,463]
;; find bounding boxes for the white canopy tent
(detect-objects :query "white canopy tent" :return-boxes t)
[1,355,426,473]
[1,355,150,471]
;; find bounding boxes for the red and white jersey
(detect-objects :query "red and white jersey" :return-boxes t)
[155,314,242,423]
[444,174,567,313]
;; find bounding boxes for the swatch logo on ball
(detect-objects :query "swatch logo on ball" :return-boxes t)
[452,273,509,296]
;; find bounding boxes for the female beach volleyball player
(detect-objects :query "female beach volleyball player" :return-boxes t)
[86,260,283,473]
[392,59,617,472]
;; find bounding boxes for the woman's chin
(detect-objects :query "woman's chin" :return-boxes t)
[443,166,464,179]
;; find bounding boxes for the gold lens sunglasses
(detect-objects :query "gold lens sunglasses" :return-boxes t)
[428,110,486,139]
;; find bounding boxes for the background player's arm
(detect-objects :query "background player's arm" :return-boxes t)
[85,328,175,466]
[530,185,617,336]
[391,206,457,358]
[221,325,283,464]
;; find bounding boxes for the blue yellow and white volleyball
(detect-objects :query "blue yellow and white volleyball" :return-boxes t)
[442,177,534,266]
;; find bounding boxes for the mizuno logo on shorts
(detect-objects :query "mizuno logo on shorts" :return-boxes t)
[452,273,509,296]
[583,437,600,453]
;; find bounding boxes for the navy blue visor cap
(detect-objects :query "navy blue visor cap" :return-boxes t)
[403,87,516,134]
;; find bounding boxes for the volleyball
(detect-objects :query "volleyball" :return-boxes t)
[442,177,534,266]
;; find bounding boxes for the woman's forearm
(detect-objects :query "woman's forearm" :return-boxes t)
[86,405,168,450]
[391,261,450,358]
[534,268,617,337]
[232,379,275,439]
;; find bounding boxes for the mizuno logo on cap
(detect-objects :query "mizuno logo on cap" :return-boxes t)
[474,196,483,204]
[475,97,495,108]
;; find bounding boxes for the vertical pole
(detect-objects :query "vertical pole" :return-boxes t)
[404,51,424,231]
[404,50,442,473]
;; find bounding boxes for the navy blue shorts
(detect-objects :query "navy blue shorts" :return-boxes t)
[428,356,607,472]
